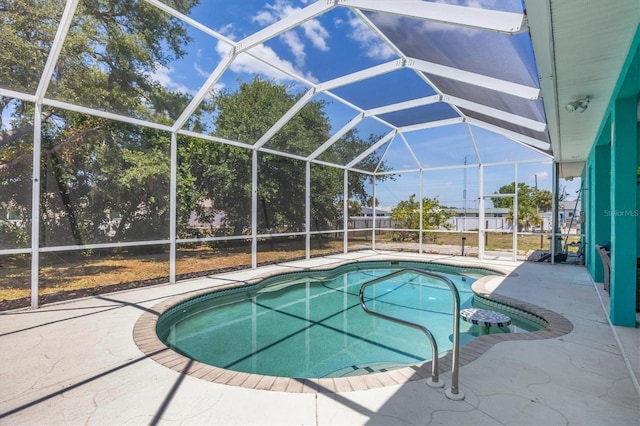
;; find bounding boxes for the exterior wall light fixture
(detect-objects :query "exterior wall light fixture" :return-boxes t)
[565,96,590,113]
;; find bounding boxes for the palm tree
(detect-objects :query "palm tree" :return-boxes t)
[506,204,542,232]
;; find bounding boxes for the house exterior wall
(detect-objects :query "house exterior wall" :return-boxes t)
[585,27,639,327]
[447,216,513,232]
[348,216,514,232]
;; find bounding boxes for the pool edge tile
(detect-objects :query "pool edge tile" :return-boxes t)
[131,257,575,394]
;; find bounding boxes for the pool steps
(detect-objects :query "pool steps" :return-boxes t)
[137,259,573,396]
[359,268,464,400]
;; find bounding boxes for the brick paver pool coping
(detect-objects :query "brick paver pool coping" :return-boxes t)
[133,259,573,394]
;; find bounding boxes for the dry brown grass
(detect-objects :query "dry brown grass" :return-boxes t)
[0,238,344,301]
[1,233,579,304]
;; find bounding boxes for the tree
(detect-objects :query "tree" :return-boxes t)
[1,4,388,248]
[505,203,541,233]
[181,77,388,235]
[490,182,547,231]
[390,194,451,241]
[366,197,379,208]
[535,189,553,212]
[347,200,363,217]
[1,0,200,248]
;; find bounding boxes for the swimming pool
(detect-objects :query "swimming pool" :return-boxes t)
[156,260,541,379]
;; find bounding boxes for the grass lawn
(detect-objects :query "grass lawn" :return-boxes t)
[1,232,579,306]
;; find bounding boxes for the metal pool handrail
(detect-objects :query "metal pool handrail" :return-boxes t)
[358,268,464,401]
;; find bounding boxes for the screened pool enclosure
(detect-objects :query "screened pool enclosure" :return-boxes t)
[2,0,571,308]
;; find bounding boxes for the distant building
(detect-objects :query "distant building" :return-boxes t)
[558,199,581,230]
[361,206,392,217]
[446,207,512,231]
[187,199,226,228]
[548,199,581,234]
[351,206,393,229]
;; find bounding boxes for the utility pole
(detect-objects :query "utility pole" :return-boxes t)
[463,156,467,231]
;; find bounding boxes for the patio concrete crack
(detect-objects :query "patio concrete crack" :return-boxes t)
[0,349,167,420]
[600,376,640,408]
[174,390,225,424]
[426,403,479,426]
[478,392,570,425]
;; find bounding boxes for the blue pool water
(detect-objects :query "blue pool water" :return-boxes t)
[157,261,538,379]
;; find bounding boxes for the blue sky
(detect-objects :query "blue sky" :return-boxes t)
[145,0,572,207]
[1,0,581,206]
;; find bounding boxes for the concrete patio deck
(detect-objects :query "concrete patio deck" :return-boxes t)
[1,250,638,425]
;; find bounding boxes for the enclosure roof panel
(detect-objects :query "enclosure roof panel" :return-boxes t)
[0,0,559,170]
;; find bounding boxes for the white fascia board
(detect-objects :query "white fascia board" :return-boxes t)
[468,119,552,154]
[311,158,347,170]
[444,95,547,132]
[465,122,482,164]
[236,1,337,53]
[258,147,309,162]
[177,234,252,244]
[375,168,421,176]
[255,88,316,149]
[365,95,441,116]
[43,98,173,132]
[341,0,526,34]
[482,158,552,167]
[350,8,405,58]
[421,159,550,173]
[39,239,170,253]
[322,90,366,113]
[398,133,422,169]
[173,50,235,132]
[0,248,32,256]
[412,67,444,96]
[307,113,365,160]
[244,49,317,88]
[408,58,541,100]
[178,129,254,151]
[144,0,234,45]
[486,193,515,198]
[374,135,395,173]
[346,166,375,176]
[523,0,560,157]
[0,88,37,103]
[399,117,463,133]
[420,163,478,173]
[317,60,403,92]
[35,0,80,102]
[256,231,305,239]
[346,129,397,169]
[369,115,397,132]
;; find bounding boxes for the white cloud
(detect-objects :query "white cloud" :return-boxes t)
[281,31,306,67]
[150,65,196,96]
[216,39,317,84]
[532,171,549,180]
[217,23,235,38]
[432,0,506,10]
[194,63,211,79]
[253,10,276,26]
[216,41,234,56]
[301,19,329,52]
[347,17,395,60]
[150,64,224,99]
[192,52,225,94]
[1,99,17,131]
[251,1,330,67]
